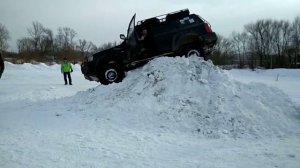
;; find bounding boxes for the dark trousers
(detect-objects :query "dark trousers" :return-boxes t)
[0,67,4,79]
[63,72,72,85]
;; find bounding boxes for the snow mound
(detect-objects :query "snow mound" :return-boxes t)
[72,56,299,138]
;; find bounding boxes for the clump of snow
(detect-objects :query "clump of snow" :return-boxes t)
[71,56,299,138]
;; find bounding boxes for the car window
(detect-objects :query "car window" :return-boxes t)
[127,14,136,38]
[127,14,137,47]
[179,17,196,25]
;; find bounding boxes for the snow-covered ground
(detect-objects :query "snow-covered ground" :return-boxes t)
[0,57,299,168]
[226,68,300,105]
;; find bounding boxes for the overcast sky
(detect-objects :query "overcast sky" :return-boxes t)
[1,0,300,52]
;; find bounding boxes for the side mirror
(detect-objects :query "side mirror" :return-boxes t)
[120,34,126,40]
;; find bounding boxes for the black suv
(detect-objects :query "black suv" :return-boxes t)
[81,9,217,85]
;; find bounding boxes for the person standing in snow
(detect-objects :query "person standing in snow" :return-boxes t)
[61,58,73,85]
[0,53,4,79]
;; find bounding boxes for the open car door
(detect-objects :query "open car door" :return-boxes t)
[127,14,137,47]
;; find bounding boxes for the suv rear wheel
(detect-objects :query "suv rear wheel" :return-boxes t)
[185,47,206,60]
[187,49,201,57]
[98,63,125,85]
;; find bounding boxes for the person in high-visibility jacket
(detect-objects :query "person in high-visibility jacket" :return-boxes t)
[61,58,73,85]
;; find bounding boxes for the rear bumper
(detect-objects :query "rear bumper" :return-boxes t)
[199,32,218,55]
[202,32,218,47]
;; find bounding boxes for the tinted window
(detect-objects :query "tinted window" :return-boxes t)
[127,14,136,38]
[179,17,197,25]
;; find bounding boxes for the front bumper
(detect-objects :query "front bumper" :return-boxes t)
[81,63,98,82]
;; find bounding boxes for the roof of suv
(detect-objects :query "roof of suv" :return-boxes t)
[137,9,191,26]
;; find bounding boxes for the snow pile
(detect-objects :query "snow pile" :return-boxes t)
[71,56,299,138]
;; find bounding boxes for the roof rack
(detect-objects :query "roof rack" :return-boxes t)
[137,9,190,25]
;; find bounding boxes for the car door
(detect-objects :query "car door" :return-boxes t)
[152,20,178,54]
[127,14,137,48]
[126,14,142,61]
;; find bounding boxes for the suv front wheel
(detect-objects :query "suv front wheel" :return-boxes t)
[98,63,125,85]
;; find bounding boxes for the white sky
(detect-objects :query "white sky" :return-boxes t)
[1,0,300,52]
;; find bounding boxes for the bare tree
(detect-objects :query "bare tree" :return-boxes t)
[231,32,249,68]
[54,28,64,51]
[245,19,273,68]
[77,39,96,59]
[55,27,77,52]
[269,20,292,67]
[245,22,261,66]
[17,38,33,53]
[26,21,55,57]
[0,23,10,52]
[291,16,300,67]
[281,21,292,67]
[27,21,45,52]
[53,27,79,62]
[40,28,54,55]
[271,20,283,64]
[210,34,234,65]
[212,17,297,68]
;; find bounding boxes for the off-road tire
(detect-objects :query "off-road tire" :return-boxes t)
[98,63,125,85]
[185,46,206,60]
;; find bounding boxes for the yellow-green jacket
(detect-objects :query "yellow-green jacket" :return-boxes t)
[61,62,73,73]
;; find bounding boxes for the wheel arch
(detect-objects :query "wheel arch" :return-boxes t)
[173,33,203,53]
[95,54,124,72]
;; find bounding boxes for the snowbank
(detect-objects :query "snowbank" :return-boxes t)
[70,56,299,138]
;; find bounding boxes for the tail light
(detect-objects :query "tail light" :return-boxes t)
[204,23,212,33]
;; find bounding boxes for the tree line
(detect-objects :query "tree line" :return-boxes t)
[0,21,117,63]
[1,16,300,68]
[212,16,300,69]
